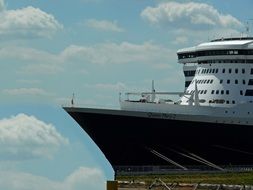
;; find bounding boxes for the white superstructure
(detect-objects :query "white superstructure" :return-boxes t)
[120,37,253,121]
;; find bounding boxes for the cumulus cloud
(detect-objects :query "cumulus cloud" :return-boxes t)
[0,114,68,160]
[141,2,243,30]
[0,6,62,38]
[0,167,105,190]
[0,41,174,76]
[61,41,174,65]
[85,19,124,32]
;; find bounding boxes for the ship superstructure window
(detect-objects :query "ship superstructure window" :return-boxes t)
[226,90,229,95]
[184,70,196,77]
[232,100,235,104]
[222,69,225,73]
[226,100,229,104]
[248,79,253,85]
[178,49,253,59]
[185,81,191,87]
[227,80,230,84]
[216,90,219,94]
[242,69,245,74]
[229,69,232,73]
[220,80,223,84]
[240,90,243,95]
[211,90,214,94]
[221,90,224,94]
[243,80,246,84]
[235,69,238,74]
[245,90,253,96]
[251,69,253,74]
[235,80,238,84]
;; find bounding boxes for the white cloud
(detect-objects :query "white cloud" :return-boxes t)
[0,41,174,75]
[0,167,105,190]
[85,19,124,32]
[0,113,68,160]
[2,88,52,96]
[0,6,62,38]
[141,2,243,30]
[62,41,174,65]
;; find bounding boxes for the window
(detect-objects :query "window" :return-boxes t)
[204,79,207,83]
[211,90,215,94]
[216,90,219,94]
[184,70,196,77]
[204,90,207,94]
[240,90,243,95]
[226,100,229,104]
[212,69,215,73]
[227,80,230,84]
[235,80,238,84]
[243,80,246,84]
[185,81,191,87]
[235,68,238,74]
[222,69,225,73]
[220,79,223,84]
[232,100,235,104]
[209,69,212,73]
[216,69,218,73]
[248,79,253,85]
[229,68,232,73]
[207,80,210,84]
[242,69,245,74]
[210,79,214,84]
[251,68,253,74]
[226,90,229,95]
[221,90,224,94]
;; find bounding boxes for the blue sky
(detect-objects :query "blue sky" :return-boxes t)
[0,0,252,189]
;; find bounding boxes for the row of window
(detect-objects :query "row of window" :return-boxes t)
[186,98,236,104]
[191,79,214,85]
[209,100,236,104]
[196,68,248,75]
[220,79,244,84]
[186,89,253,96]
[178,49,253,59]
[199,59,253,64]
[184,70,196,77]
[190,79,252,85]
[187,89,230,95]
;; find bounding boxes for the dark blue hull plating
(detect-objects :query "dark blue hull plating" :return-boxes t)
[64,107,253,172]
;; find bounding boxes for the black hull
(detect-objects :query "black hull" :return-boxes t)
[64,107,253,172]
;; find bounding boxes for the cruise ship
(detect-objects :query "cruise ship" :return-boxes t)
[64,37,253,174]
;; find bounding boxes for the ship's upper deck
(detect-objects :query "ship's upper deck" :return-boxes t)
[177,37,253,64]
